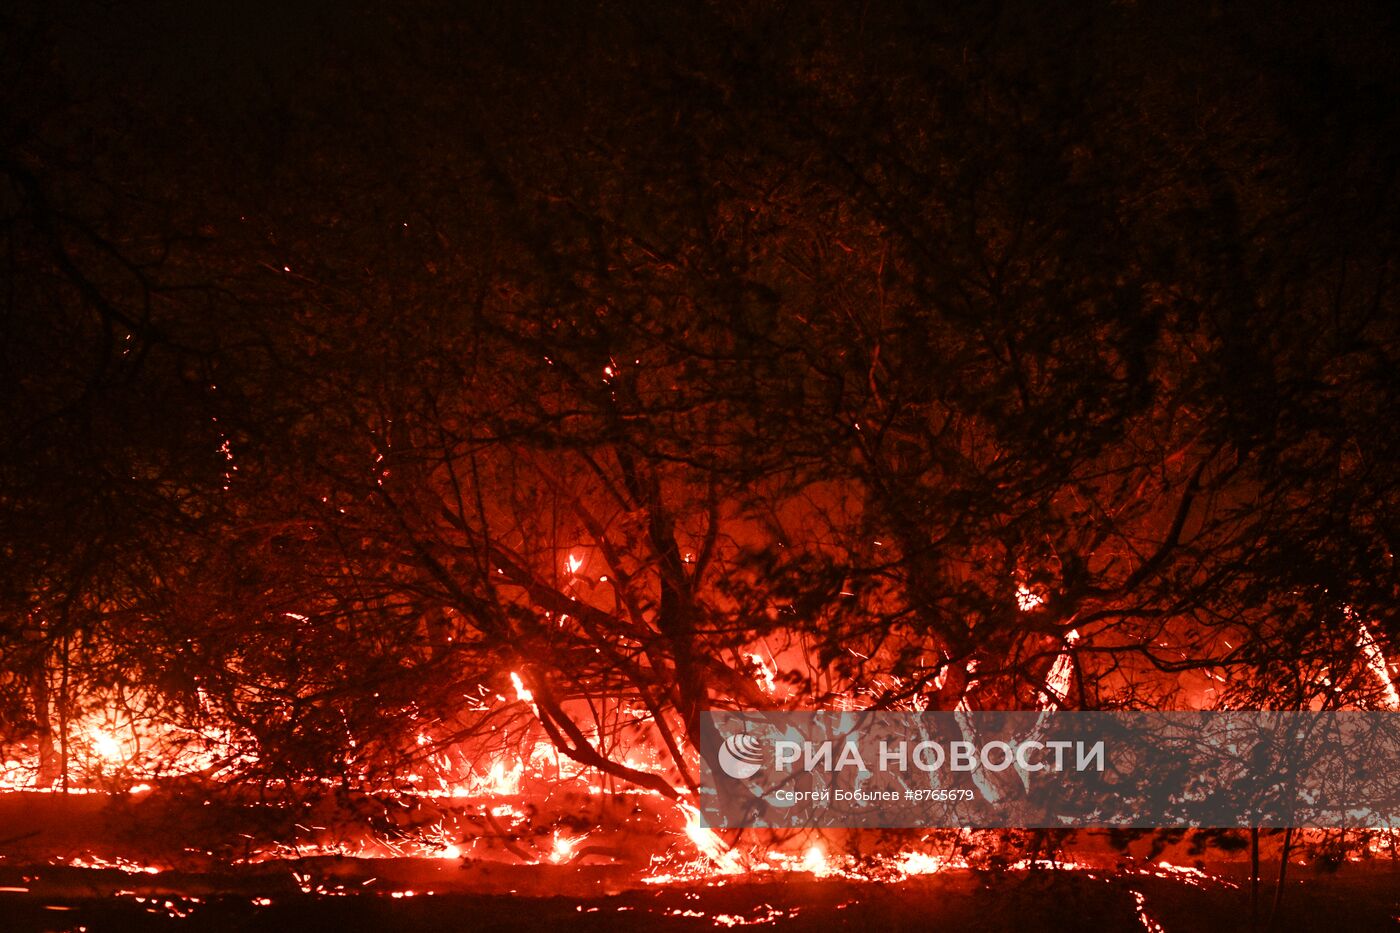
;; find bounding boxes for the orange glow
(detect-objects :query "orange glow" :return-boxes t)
[800,844,830,877]
[88,730,124,763]
[1357,622,1399,710]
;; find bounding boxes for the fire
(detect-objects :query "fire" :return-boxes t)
[549,831,577,863]
[892,850,965,875]
[679,802,743,875]
[1357,622,1399,710]
[1018,573,1076,708]
[567,553,584,575]
[800,844,830,877]
[1041,629,1080,708]
[474,759,523,796]
[88,730,125,764]
[748,653,777,694]
[1,695,257,792]
[509,671,535,705]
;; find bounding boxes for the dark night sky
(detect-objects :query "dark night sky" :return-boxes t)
[31,1,1400,130]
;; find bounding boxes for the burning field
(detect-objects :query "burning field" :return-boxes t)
[4,0,1400,930]
[2,721,1399,930]
[1,783,1398,932]
[4,857,1399,933]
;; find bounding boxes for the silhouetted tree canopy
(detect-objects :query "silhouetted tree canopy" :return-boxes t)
[2,0,1398,792]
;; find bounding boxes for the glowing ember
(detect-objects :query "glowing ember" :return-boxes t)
[1145,861,1236,888]
[1015,584,1045,612]
[65,855,163,875]
[712,907,800,927]
[1131,889,1166,933]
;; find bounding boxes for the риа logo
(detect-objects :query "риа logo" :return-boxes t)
[717,733,765,779]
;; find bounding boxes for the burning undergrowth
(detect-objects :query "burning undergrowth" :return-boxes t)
[2,726,1398,931]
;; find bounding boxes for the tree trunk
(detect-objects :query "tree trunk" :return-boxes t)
[1267,827,1295,931]
[1250,826,1261,930]
[30,664,59,788]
